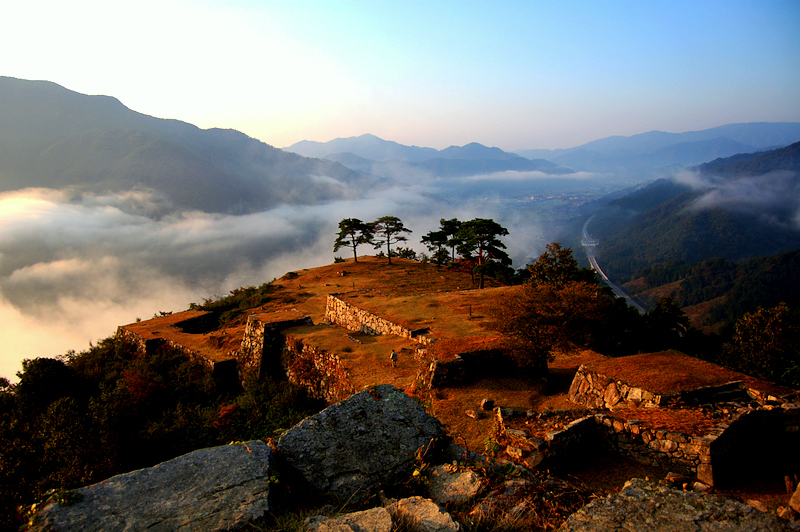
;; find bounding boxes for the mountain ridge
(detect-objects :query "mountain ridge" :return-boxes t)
[0,76,378,214]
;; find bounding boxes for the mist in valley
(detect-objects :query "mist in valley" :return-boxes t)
[1,171,618,381]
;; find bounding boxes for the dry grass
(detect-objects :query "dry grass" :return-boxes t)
[432,376,538,454]
[587,351,791,397]
[122,258,794,508]
[609,406,719,435]
[120,310,239,362]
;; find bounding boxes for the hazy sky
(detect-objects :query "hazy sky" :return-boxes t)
[4,0,799,151]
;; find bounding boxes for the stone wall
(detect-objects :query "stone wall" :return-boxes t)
[116,326,239,388]
[237,312,314,381]
[325,293,432,344]
[283,335,356,403]
[116,326,217,372]
[495,402,800,487]
[568,364,786,410]
[593,414,715,481]
[569,364,678,408]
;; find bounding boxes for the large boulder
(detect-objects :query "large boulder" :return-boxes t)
[276,384,445,502]
[29,441,275,532]
[559,478,800,532]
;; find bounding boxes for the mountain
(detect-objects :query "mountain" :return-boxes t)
[285,134,528,163]
[285,134,572,182]
[697,141,800,176]
[589,142,800,282]
[285,133,438,163]
[0,77,380,214]
[516,123,800,174]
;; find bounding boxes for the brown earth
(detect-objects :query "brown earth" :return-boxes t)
[121,257,795,505]
[586,351,792,398]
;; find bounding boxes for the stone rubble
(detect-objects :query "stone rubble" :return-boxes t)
[559,478,800,532]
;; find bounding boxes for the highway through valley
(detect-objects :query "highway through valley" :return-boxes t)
[581,215,647,314]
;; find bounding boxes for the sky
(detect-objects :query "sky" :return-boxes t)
[2,0,800,381]
[3,0,799,151]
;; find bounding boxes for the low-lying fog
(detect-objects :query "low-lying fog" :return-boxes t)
[2,171,620,381]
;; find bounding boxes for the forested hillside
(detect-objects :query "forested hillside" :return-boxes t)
[590,142,800,282]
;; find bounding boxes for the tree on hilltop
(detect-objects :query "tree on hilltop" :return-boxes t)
[333,218,373,263]
[722,302,799,387]
[456,218,511,288]
[527,242,597,289]
[440,218,463,262]
[491,280,613,376]
[372,216,411,265]
[421,229,449,266]
[422,218,464,266]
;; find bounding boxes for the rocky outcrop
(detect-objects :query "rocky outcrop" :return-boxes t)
[28,441,276,532]
[276,384,445,502]
[559,478,800,531]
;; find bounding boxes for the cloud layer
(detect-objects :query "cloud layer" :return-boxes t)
[675,169,800,229]
[0,165,641,381]
[1,181,567,380]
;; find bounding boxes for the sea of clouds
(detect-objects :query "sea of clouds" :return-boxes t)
[0,180,556,381]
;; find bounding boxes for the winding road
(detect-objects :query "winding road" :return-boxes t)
[581,215,647,314]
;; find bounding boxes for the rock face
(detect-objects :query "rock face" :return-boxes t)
[28,441,276,532]
[559,478,800,532]
[276,384,445,502]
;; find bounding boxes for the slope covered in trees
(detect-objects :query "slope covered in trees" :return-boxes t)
[591,142,800,282]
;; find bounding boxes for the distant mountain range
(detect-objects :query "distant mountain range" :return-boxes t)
[0,77,380,214]
[285,134,571,181]
[286,123,800,181]
[516,123,800,174]
[5,75,800,215]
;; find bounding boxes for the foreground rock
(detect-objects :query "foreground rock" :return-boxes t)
[277,384,444,502]
[388,496,460,532]
[29,441,275,531]
[305,497,459,532]
[427,464,482,504]
[559,478,800,532]
[304,507,393,532]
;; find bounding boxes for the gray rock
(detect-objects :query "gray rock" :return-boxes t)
[480,398,495,411]
[388,496,460,532]
[427,465,482,504]
[29,441,276,532]
[304,507,392,532]
[277,384,444,502]
[559,478,800,531]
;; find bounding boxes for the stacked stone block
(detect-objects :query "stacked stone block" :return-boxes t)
[325,293,432,344]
